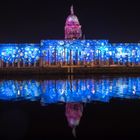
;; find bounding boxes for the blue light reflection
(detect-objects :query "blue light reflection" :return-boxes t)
[0,77,140,104]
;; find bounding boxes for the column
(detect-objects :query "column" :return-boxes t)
[70,49,72,65]
[23,61,25,68]
[0,60,2,68]
[34,61,36,68]
[6,62,9,68]
[18,61,20,68]
[12,62,14,68]
[71,50,73,65]
[64,47,66,65]
[76,50,78,65]
[48,49,50,66]
[55,48,57,65]
[1,61,4,68]
[77,51,80,65]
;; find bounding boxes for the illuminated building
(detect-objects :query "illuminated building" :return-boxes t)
[0,6,140,68]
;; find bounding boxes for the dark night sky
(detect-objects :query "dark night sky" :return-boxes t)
[0,0,140,43]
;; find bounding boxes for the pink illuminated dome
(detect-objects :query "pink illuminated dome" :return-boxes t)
[65,5,82,39]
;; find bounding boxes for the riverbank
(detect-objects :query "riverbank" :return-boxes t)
[0,66,140,76]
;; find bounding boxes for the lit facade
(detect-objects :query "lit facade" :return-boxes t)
[0,6,140,68]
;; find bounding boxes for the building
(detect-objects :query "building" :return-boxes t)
[0,6,140,68]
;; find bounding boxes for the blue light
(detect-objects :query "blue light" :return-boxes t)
[0,40,140,65]
[0,77,140,104]
[0,44,40,63]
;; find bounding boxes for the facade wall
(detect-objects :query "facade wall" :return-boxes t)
[41,40,140,66]
[0,40,140,67]
[0,43,40,67]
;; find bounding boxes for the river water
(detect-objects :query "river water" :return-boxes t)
[0,75,140,140]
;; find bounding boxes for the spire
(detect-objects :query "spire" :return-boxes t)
[70,5,74,15]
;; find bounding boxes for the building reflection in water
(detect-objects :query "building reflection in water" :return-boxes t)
[65,103,83,137]
[0,77,140,103]
[1,77,140,137]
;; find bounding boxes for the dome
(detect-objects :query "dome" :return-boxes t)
[66,15,80,25]
[64,5,82,39]
[65,5,80,26]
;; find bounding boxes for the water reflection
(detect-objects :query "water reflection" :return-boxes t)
[1,76,140,138]
[0,77,140,103]
[65,103,83,137]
